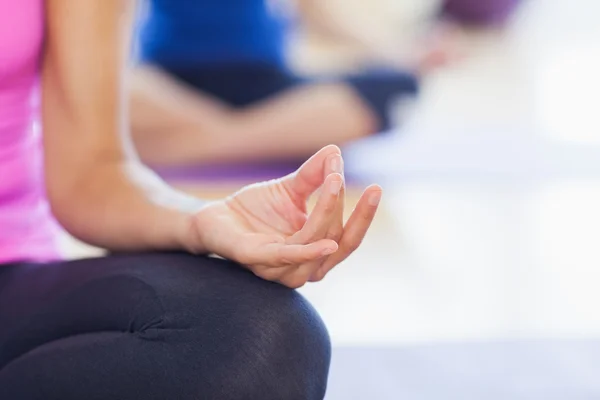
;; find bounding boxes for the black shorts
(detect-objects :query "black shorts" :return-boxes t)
[158,62,420,131]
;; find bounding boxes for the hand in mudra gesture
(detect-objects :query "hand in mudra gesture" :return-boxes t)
[193,145,382,288]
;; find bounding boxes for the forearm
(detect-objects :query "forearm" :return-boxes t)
[49,159,206,253]
[42,0,205,253]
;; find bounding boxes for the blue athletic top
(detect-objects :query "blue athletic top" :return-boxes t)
[138,0,286,68]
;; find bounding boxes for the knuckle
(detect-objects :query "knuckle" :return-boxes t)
[355,204,377,221]
[326,229,343,241]
[343,239,362,253]
[301,226,319,242]
[324,202,335,212]
[305,248,324,262]
[309,270,325,283]
[296,256,312,266]
[278,256,295,266]
[276,246,297,266]
[256,267,286,282]
[361,207,375,220]
[281,274,308,289]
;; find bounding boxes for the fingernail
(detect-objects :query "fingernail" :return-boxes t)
[322,247,336,256]
[330,155,343,174]
[330,179,342,195]
[368,191,382,206]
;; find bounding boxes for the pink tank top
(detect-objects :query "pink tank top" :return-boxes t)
[0,0,63,263]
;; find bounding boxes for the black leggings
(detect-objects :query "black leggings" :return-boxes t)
[158,62,420,131]
[0,252,331,399]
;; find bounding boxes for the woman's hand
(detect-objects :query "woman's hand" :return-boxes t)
[191,145,382,288]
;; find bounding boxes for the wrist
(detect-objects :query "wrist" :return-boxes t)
[176,211,209,255]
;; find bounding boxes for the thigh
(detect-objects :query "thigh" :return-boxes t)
[161,62,306,107]
[0,253,202,367]
[0,252,289,367]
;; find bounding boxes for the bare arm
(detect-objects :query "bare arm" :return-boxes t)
[43,0,204,252]
[40,0,381,289]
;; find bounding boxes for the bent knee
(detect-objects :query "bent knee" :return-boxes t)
[105,254,333,398]
[170,290,331,400]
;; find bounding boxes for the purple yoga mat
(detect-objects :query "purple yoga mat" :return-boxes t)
[155,160,361,185]
[156,161,302,183]
[441,0,522,26]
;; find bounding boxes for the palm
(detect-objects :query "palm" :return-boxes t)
[228,180,309,238]
[198,171,322,262]
[193,145,382,288]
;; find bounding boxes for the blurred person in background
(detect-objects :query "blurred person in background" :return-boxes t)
[130,0,457,166]
[0,0,382,397]
[292,0,521,72]
[130,0,522,166]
